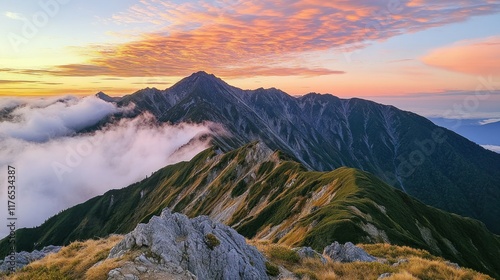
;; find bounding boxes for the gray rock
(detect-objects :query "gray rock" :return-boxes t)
[392,258,408,267]
[0,245,61,272]
[109,208,269,280]
[123,273,138,280]
[293,247,327,264]
[323,241,376,263]
[445,261,460,269]
[108,269,122,278]
[107,253,198,280]
[378,273,392,279]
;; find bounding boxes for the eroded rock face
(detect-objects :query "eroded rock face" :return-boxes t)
[108,208,269,280]
[293,247,327,264]
[107,253,196,280]
[0,245,62,272]
[323,242,376,263]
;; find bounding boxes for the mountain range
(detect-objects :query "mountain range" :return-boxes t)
[2,72,499,278]
[2,142,499,278]
[430,117,500,147]
[100,71,500,234]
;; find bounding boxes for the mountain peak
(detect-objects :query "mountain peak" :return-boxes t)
[166,71,235,100]
[95,91,119,102]
[181,71,223,84]
[191,70,215,78]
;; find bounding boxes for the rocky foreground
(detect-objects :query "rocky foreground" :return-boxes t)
[107,208,268,280]
[1,208,493,279]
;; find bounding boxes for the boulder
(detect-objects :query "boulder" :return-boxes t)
[378,272,392,279]
[109,208,269,280]
[0,245,61,272]
[293,247,327,263]
[323,241,376,263]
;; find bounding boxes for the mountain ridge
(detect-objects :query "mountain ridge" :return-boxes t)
[97,72,500,234]
[2,142,499,278]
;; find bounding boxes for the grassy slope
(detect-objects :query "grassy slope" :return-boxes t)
[254,241,494,280]
[5,236,493,280]
[6,236,491,280]
[1,143,499,278]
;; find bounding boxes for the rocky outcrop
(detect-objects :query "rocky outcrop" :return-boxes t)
[0,245,61,272]
[378,273,392,279]
[323,242,376,263]
[108,208,269,280]
[107,253,196,280]
[293,247,327,263]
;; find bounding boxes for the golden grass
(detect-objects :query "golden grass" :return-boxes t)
[401,257,492,280]
[360,243,439,263]
[4,238,495,280]
[6,235,125,280]
[250,240,494,280]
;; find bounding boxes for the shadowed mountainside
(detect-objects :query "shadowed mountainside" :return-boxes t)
[3,143,499,278]
[98,72,500,234]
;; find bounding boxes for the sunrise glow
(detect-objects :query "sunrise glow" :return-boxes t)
[0,0,499,98]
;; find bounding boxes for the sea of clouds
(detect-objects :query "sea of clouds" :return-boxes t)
[0,95,214,237]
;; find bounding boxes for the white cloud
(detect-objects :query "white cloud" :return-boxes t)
[482,145,500,153]
[0,95,124,142]
[0,96,216,237]
[479,118,500,125]
[4,12,26,21]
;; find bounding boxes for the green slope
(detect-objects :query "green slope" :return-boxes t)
[107,72,500,234]
[2,142,499,278]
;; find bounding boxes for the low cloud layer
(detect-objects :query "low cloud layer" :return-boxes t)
[0,95,124,142]
[0,96,214,237]
[479,118,500,125]
[482,145,500,153]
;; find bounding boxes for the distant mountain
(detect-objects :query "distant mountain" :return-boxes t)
[95,91,121,103]
[430,117,500,146]
[98,71,500,234]
[3,143,499,278]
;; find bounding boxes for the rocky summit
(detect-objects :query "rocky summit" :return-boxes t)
[108,208,269,280]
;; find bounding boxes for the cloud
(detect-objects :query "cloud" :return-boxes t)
[15,0,500,79]
[368,89,500,119]
[422,36,500,76]
[482,145,500,153]
[0,80,37,84]
[0,80,63,85]
[0,97,216,237]
[4,11,25,21]
[0,96,124,142]
[479,118,500,125]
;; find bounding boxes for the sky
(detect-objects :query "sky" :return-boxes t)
[0,0,499,117]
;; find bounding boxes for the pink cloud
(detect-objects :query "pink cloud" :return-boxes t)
[422,36,500,76]
[17,0,500,78]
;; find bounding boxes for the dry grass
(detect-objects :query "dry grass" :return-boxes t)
[360,243,439,263]
[4,238,494,280]
[401,257,492,280]
[6,235,125,280]
[250,240,494,280]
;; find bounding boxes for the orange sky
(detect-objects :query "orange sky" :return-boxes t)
[0,0,499,97]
